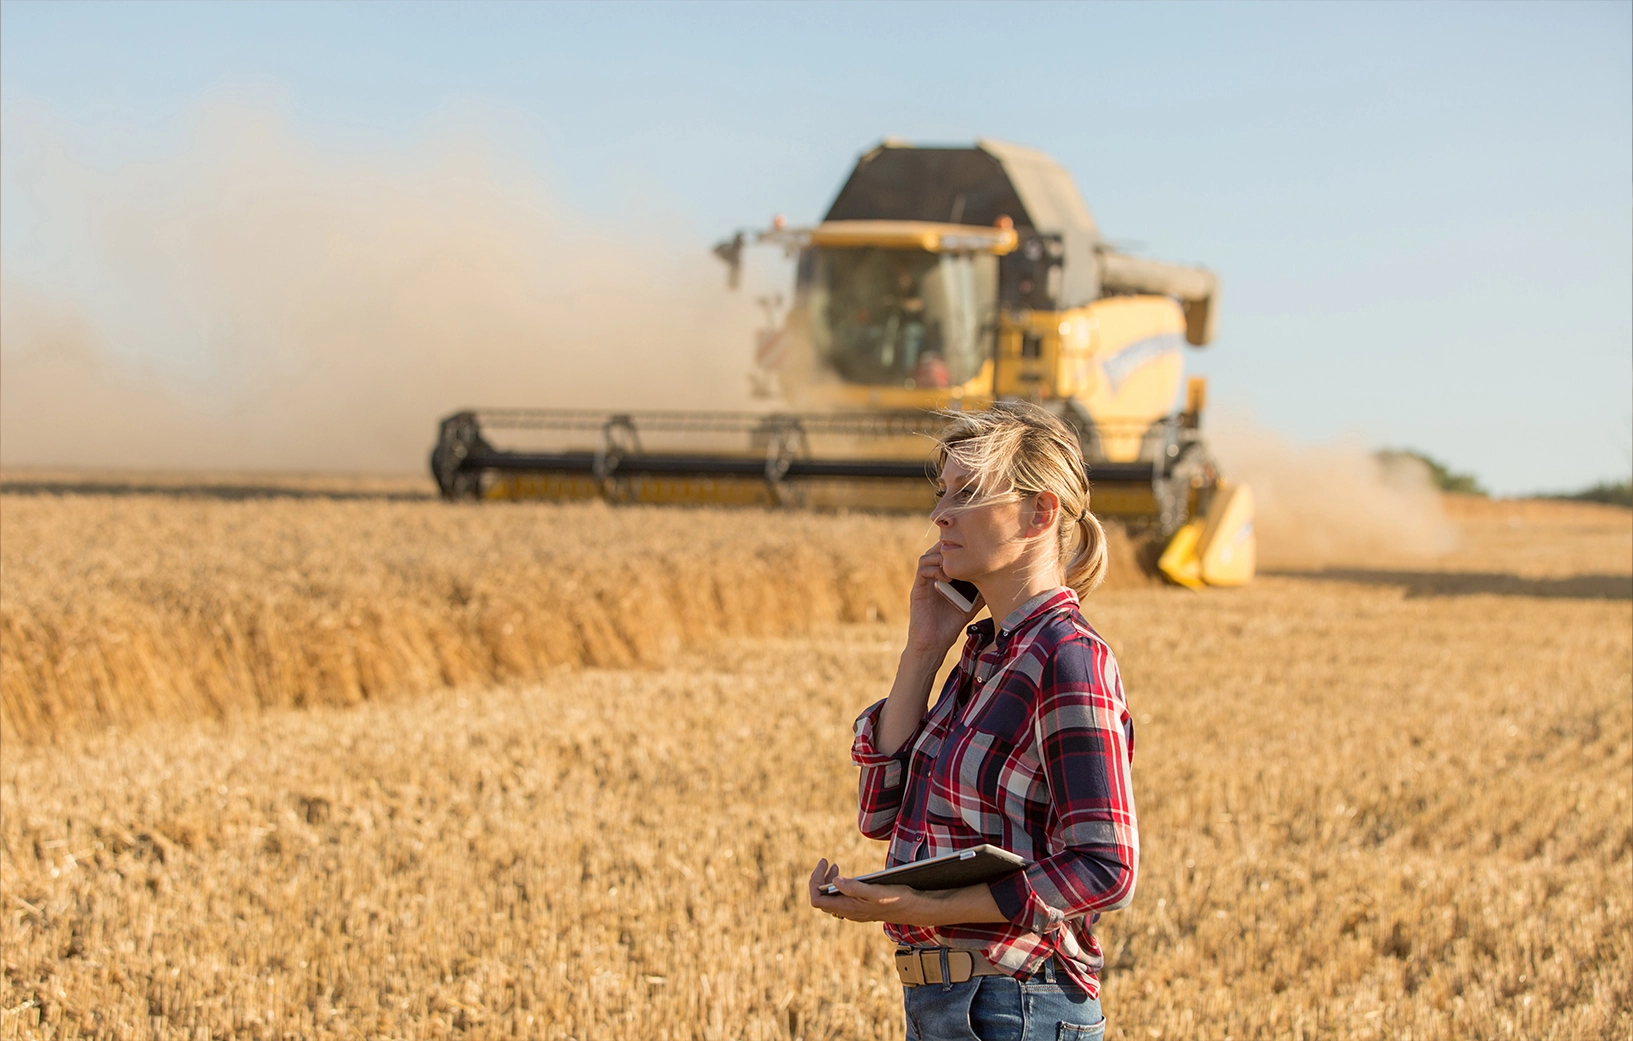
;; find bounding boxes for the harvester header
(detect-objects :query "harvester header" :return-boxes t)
[431,139,1254,588]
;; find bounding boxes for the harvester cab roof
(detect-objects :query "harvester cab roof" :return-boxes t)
[825,140,1104,313]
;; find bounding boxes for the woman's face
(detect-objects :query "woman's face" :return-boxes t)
[931,455,1032,583]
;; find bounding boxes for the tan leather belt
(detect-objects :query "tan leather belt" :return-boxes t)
[894,947,1010,987]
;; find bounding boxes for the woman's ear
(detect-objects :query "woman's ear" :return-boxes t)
[1027,491,1061,537]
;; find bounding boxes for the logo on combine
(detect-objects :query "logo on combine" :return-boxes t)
[1101,333,1184,396]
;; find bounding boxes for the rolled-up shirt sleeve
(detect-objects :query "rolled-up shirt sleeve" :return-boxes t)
[987,636,1138,934]
[851,698,916,840]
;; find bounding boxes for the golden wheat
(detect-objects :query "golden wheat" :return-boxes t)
[0,476,1153,742]
[0,480,1628,1039]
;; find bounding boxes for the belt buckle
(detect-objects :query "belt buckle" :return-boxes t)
[894,949,925,987]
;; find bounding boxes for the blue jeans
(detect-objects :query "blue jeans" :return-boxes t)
[902,960,1105,1041]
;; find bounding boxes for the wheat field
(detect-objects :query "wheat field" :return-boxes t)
[1,475,1629,1040]
[0,472,1158,744]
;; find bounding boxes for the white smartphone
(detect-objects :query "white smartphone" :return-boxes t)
[935,579,979,613]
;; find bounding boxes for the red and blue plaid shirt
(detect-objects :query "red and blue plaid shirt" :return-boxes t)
[851,588,1138,996]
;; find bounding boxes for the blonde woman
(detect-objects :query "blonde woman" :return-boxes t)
[810,401,1138,1041]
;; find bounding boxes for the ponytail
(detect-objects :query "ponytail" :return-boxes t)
[1065,510,1108,596]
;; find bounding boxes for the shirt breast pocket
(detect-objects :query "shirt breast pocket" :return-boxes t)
[971,688,1034,747]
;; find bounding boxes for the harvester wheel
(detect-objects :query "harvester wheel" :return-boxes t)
[430,412,491,500]
[759,417,809,506]
[593,416,643,501]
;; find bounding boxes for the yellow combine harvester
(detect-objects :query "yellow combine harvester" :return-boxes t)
[430,140,1253,587]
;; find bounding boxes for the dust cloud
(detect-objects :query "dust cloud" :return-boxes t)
[0,103,763,473]
[1210,416,1458,568]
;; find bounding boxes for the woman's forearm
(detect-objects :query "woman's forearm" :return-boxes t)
[909,882,1009,927]
[874,648,943,755]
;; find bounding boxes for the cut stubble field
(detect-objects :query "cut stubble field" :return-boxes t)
[1,477,1629,1040]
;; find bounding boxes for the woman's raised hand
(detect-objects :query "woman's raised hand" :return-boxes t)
[905,545,982,659]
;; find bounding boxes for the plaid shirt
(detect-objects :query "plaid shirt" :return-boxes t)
[851,588,1138,996]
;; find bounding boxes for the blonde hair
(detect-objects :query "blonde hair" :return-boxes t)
[931,401,1108,596]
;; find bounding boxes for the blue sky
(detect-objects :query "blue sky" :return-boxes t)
[2,0,1629,493]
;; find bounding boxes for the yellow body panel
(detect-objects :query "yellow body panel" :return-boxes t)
[1157,521,1207,590]
[1157,482,1257,588]
[1198,482,1255,586]
[1072,297,1189,462]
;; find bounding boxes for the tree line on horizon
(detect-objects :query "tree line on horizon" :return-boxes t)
[1375,449,1631,507]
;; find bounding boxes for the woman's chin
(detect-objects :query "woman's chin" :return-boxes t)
[940,549,992,586]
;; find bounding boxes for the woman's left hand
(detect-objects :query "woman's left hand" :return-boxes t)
[808,858,1012,927]
[808,858,922,924]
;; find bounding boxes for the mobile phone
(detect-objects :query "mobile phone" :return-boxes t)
[935,579,979,613]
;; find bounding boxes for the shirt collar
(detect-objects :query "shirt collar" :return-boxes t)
[965,586,1078,648]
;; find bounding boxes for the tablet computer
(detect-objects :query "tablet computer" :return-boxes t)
[820,845,1026,894]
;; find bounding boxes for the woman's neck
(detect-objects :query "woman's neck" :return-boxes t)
[977,566,1064,632]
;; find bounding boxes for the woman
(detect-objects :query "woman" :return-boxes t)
[809,401,1138,1041]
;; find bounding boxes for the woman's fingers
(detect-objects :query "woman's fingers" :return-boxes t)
[810,873,917,924]
[831,876,887,901]
[809,859,872,919]
[916,550,948,585]
[809,859,845,909]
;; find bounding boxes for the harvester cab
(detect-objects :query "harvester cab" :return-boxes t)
[430,139,1254,588]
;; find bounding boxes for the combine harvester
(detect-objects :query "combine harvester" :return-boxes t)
[430,140,1253,588]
